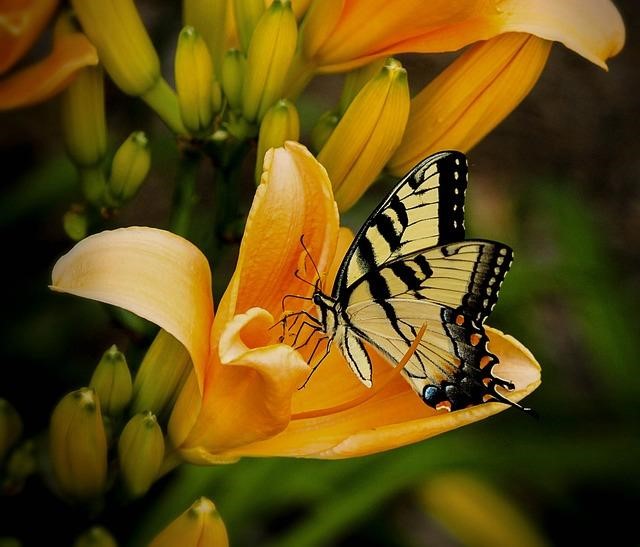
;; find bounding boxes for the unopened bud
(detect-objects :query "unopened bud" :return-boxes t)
[4,439,37,494]
[255,99,299,183]
[49,388,107,500]
[0,399,23,462]
[183,0,228,79]
[118,412,164,497]
[90,345,133,416]
[176,27,215,135]
[242,0,297,122]
[310,110,339,154]
[74,526,118,547]
[221,49,245,112]
[338,58,386,115]
[149,497,228,547]
[232,0,265,52]
[63,207,89,242]
[131,330,191,420]
[106,131,151,206]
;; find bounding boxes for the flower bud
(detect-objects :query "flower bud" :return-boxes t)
[0,398,23,462]
[118,412,164,497]
[310,110,339,154]
[49,388,107,500]
[4,439,37,494]
[211,80,223,114]
[183,0,228,79]
[233,0,265,52]
[70,0,184,134]
[63,207,89,241]
[106,131,151,206]
[242,0,297,122]
[221,49,245,112]
[149,497,228,547]
[338,58,386,115]
[60,65,107,168]
[89,345,133,416]
[255,99,300,183]
[74,526,118,547]
[131,330,191,420]
[176,27,215,135]
[317,58,409,211]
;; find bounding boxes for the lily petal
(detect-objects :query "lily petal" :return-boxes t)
[0,0,58,74]
[51,227,214,392]
[388,33,551,176]
[0,32,98,110]
[305,0,624,72]
[180,308,310,460]
[221,328,540,458]
[216,142,339,329]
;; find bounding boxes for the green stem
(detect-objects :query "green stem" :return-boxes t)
[170,150,201,238]
[141,79,187,135]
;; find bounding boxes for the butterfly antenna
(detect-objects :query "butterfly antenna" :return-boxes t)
[299,235,323,291]
[293,269,317,289]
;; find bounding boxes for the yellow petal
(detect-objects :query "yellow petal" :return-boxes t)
[51,227,214,392]
[215,141,339,332]
[305,0,623,71]
[0,32,97,110]
[179,308,309,460]
[221,328,540,458]
[0,0,58,74]
[388,33,551,176]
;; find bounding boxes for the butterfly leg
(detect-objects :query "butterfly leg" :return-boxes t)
[299,338,332,390]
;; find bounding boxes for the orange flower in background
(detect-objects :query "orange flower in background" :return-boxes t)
[51,142,540,464]
[0,1,97,110]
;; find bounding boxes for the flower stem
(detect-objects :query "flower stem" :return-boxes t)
[141,79,187,135]
[170,148,201,238]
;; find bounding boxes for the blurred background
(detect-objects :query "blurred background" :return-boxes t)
[1,1,638,545]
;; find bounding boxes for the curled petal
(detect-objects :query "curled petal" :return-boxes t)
[220,327,540,458]
[180,308,310,460]
[215,141,339,332]
[0,0,58,74]
[306,0,623,71]
[388,33,551,176]
[51,227,214,392]
[0,32,98,109]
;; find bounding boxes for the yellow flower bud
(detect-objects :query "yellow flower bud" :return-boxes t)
[62,207,88,241]
[89,345,133,416]
[49,388,107,500]
[242,0,298,122]
[338,58,386,115]
[317,58,410,211]
[106,131,151,206]
[183,0,228,79]
[310,110,339,154]
[70,0,184,134]
[60,65,107,168]
[131,330,191,419]
[233,0,265,52]
[176,27,215,135]
[149,497,228,547]
[74,526,118,547]
[255,99,300,183]
[4,439,37,494]
[0,398,23,462]
[211,80,223,114]
[118,412,164,497]
[221,49,245,112]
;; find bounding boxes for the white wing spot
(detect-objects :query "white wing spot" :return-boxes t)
[496,257,504,266]
[486,287,492,295]
[454,171,459,180]
[494,267,501,275]
[455,158,461,166]
[454,188,459,195]
[483,298,490,307]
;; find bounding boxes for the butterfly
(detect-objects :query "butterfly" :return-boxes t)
[304,150,530,413]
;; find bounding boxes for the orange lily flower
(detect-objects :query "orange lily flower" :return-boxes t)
[0,1,97,110]
[51,142,540,464]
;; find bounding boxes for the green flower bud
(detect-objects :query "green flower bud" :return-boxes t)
[149,497,228,547]
[49,388,107,500]
[60,65,107,168]
[118,412,164,497]
[255,99,299,183]
[63,207,89,242]
[310,110,339,154]
[89,345,133,417]
[0,398,23,462]
[74,526,118,547]
[4,439,37,494]
[233,0,265,52]
[183,0,228,80]
[211,80,223,115]
[131,330,191,420]
[106,131,151,206]
[176,27,215,135]
[242,0,297,122]
[221,49,245,112]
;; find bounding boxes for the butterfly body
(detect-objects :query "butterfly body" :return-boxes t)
[310,150,526,412]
